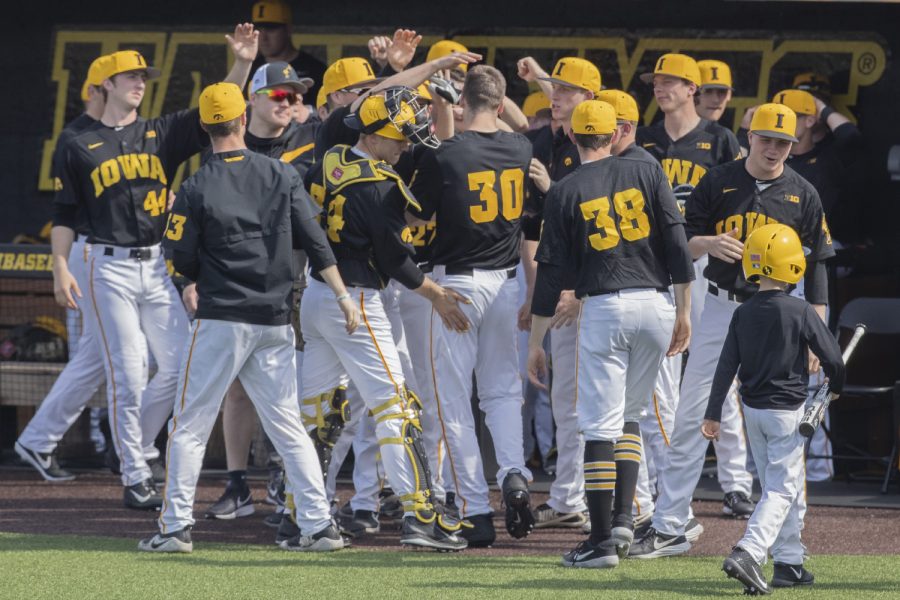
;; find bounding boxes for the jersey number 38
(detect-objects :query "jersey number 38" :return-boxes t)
[579,188,651,251]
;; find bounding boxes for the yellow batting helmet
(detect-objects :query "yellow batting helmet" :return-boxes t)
[743,223,806,284]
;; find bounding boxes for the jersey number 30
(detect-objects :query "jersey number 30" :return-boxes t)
[579,188,651,251]
[468,169,524,224]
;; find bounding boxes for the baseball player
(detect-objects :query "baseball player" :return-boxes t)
[409,65,535,547]
[637,53,753,528]
[201,61,320,521]
[522,91,552,130]
[300,88,472,551]
[703,224,844,593]
[696,60,734,123]
[15,55,122,482]
[50,26,259,509]
[517,56,601,531]
[630,103,835,558]
[138,82,355,553]
[527,99,693,568]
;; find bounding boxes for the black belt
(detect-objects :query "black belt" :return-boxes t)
[708,283,751,303]
[585,287,668,298]
[104,247,153,260]
[445,266,517,279]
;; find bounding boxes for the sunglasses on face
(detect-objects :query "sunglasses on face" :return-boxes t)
[257,89,298,104]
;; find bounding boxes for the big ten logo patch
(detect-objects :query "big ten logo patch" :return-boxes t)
[40,30,886,193]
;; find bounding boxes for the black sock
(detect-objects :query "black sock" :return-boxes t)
[613,422,642,527]
[228,470,248,492]
[584,440,615,544]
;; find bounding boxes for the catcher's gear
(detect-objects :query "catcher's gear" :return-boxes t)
[742,223,806,285]
[344,87,439,148]
[428,77,461,105]
[301,386,350,475]
[0,316,68,362]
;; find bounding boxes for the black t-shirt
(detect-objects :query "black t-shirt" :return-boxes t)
[705,290,845,419]
[244,120,319,179]
[54,109,209,246]
[684,160,835,299]
[304,145,424,290]
[410,130,533,270]
[524,125,580,241]
[532,155,694,316]
[636,118,742,210]
[51,113,97,236]
[250,50,327,108]
[164,149,335,326]
[314,104,358,161]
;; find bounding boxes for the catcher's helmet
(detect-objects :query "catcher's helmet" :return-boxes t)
[344,86,439,148]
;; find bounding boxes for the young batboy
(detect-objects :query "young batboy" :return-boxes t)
[701,223,845,595]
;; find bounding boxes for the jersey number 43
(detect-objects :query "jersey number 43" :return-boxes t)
[579,188,651,251]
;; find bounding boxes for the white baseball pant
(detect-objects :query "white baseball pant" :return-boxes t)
[18,236,107,454]
[158,319,331,534]
[547,319,586,514]
[738,405,806,566]
[83,245,187,486]
[429,265,531,518]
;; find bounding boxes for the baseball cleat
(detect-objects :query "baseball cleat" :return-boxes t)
[280,523,344,552]
[561,538,619,569]
[534,503,588,529]
[124,478,162,510]
[723,492,755,519]
[147,457,166,486]
[684,517,704,543]
[458,513,495,548]
[610,525,634,559]
[723,546,771,595]
[265,469,285,507]
[264,510,285,529]
[502,469,535,539]
[771,562,814,588]
[378,488,404,521]
[400,516,468,552]
[275,514,301,545]
[628,527,690,559]
[14,441,75,482]
[205,484,254,520]
[340,510,380,538]
[138,527,193,553]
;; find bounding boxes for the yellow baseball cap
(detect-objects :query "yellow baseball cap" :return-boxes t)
[698,60,733,90]
[316,87,327,108]
[749,103,798,143]
[352,95,415,141]
[792,72,830,93]
[522,91,550,117]
[322,57,380,96]
[640,53,701,87]
[81,55,112,102]
[571,100,617,135]
[596,89,639,122]
[199,82,246,125]
[539,57,601,95]
[105,50,160,80]
[426,40,469,72]
[252,0,291,24]
[772,89,816,116]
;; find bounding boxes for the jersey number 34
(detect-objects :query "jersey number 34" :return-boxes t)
[579,188,651,251]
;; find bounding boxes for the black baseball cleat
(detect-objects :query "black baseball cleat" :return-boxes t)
[138,526,193,553]
[266,469,285,507]
[14,441,75,482]
[771,562,814,587]
[280,523,344,552]
[723,546,771,595]
[275,513,301,545]
[340,510,380,538]
[378,488,404,521]
[628,527,690,559]
[205,482,254,520]
[561,538,620,569]
[610,514,634,559]
[400,516,468,552]
[458,513,496,548]
[723,491,755,519]
[124,478,163,510]
[147,457,166,486]
[502,469,535,539]
[264,510,285,529]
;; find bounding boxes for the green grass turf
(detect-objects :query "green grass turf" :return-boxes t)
[1,532,899,599]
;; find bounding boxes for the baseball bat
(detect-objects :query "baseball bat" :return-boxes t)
[799,323,866,438]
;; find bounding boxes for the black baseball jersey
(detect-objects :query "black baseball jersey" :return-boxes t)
[523,125,580,242]
[250,51,327,107]
[51,113,98,235]
[54,109,209,247]
[619,142,663,167]
[245,120,319,179]
[304,145,424,290]
[636,118,741,208]
[163,149,334,326]
[684,159,835,298]
[705,290,844,421]
[410,130,532,270]
[532,156,694,316]
[314,104,357,161]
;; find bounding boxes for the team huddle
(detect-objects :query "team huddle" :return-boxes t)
[16,1,857,594]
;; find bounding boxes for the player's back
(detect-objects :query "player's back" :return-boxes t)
[413,130,532,270]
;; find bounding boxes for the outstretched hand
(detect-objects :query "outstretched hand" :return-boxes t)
[226,23,259,63]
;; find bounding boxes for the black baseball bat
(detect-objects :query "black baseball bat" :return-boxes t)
[799,323,866,438]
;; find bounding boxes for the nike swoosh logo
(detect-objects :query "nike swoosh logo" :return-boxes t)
[723,188,738,193]
[131,491,153,503]
[150,538,169,549]
[574,551,593,561]
[790,567,803,579]
[88,142,104,150]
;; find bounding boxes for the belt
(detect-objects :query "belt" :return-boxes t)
[707,282,751,303]
[585,286,668,298]
[99,245,161,261]
[444,266,517,279]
